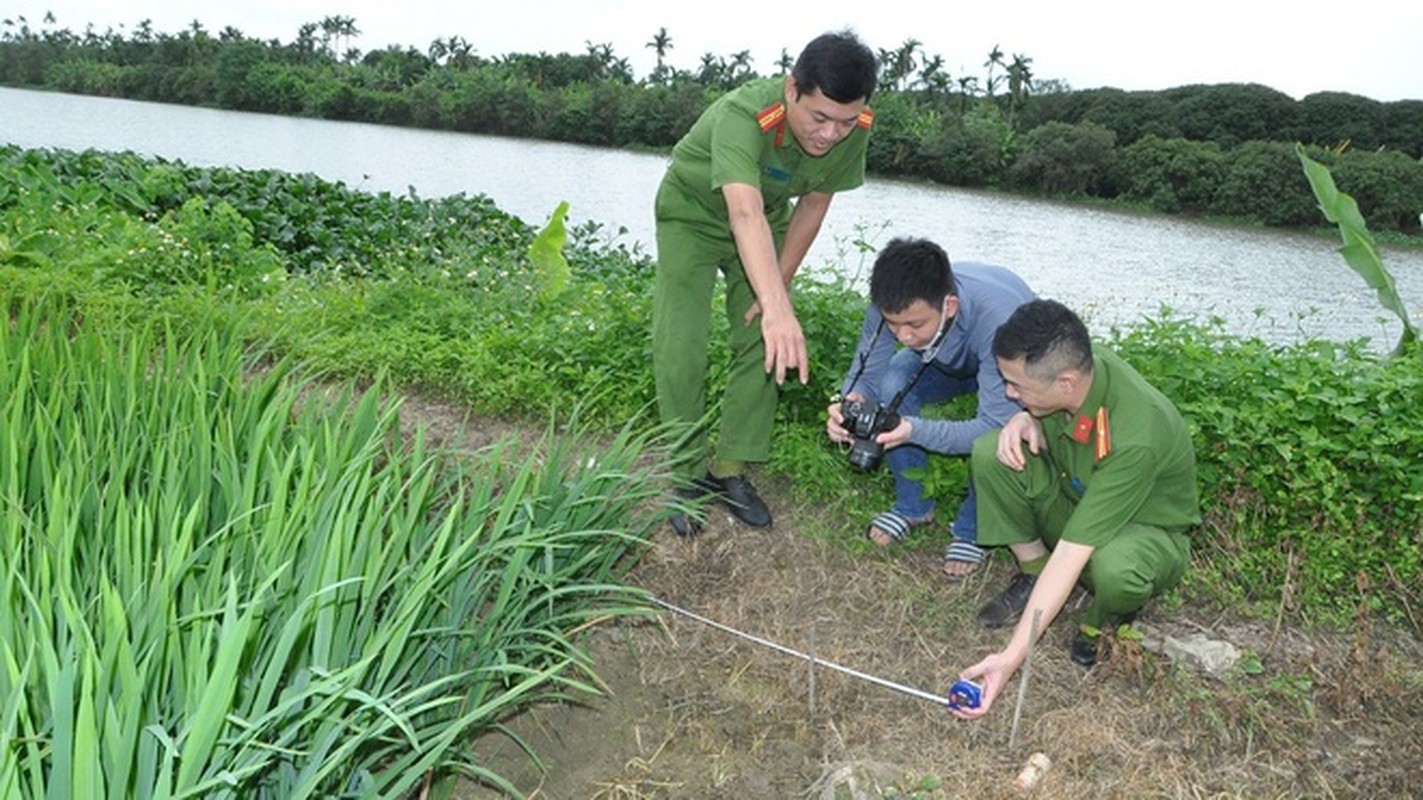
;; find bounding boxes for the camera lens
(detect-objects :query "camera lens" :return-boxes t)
[847,438,884,471]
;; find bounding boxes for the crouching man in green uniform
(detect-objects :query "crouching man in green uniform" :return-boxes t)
[653,31,878,536]
[951,300,1200,719]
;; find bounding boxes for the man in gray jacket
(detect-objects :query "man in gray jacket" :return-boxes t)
[826,237,1035,578]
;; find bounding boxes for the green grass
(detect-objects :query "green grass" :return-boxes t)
[0,296,670,797]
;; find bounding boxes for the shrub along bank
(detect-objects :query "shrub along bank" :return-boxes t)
[3,16,1423,235]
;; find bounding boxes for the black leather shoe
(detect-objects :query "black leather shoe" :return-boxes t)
[667,479,716,538]
[976,573,1037,628]
[1070,613,1137,667]
[706,473,772,528]
[668,511,700,538]
[1069,629,1100,667]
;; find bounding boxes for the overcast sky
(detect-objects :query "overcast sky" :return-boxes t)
[9,0,1422,102]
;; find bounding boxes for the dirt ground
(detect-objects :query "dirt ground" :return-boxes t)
[396,394,1423,800]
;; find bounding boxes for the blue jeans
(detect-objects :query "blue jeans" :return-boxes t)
[878,349,979,543]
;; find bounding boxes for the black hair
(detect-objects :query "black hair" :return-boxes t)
[868,237,955,314]
[791,30,878,103]
[992,299,1094,381]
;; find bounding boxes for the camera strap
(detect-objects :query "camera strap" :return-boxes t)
[883,312,952,414]
[843,304,954,414]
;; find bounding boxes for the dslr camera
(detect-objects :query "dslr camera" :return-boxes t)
[839,397,901,471]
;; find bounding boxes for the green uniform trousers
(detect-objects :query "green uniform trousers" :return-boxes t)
[972,432,1191,628]
[652,216,783,478]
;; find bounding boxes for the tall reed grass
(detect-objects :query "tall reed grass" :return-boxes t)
[0,296,662,798]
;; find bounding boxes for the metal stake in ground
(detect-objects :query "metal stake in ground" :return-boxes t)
[650,596,948,707]
[1008,608,1043,749]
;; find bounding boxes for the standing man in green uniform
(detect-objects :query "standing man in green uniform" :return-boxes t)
[653,31,878,536]
[951,300,1199,718]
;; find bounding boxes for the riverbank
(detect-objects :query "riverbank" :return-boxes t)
[8,88,1422,348]
[383,396,1422,800]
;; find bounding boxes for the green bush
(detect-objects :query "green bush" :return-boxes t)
[1296,91,1388,151]
[915,108,1010,187]
[1168,83,1300,149]
[1112,316,1423,619]
[1213,141,1321,226]
[1008,120,1120,196]
[1333,148,1423,234]
[1119,135,1227,214]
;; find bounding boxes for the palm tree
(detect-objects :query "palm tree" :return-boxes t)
[447,37,475,70]
[697,52,724,87]
[877,39,920,92]
[609,56,634,83]
[294,22,319,61]
[318,15,359,58]
[429,36,474,69]
[983,43,1004,97]
[956,74,979,113]
[334,16,360,57]
[646,27,673,83]
[585,40,615,80]
[775,48,793,75]
[427,38,448,65]
[1006,51,1034,126]
[896,38,921,91]
[727,49,754,86]
[917,53,950,99]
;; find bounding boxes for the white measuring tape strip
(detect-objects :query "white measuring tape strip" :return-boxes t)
[650,595,948,706]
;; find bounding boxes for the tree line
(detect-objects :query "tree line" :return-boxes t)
[3,13,1421,234]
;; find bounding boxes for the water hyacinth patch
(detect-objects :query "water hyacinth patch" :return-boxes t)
[0,297,664,797]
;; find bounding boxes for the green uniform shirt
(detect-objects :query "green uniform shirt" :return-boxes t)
[656,77,870,235]
[1041,349,1201,547]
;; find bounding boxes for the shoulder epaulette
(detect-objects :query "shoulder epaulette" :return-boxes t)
[857,108,875,129]
[756,102,786,132]
[1094,406,1112,461]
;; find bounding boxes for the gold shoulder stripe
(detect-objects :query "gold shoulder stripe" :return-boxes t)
[1094,407,1112,461]
[757,102,786,132]
[857,108,875,129]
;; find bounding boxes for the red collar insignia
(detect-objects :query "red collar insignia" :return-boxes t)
[1070,408,1112,461]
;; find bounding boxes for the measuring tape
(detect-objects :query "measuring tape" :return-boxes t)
[650,595,960,707]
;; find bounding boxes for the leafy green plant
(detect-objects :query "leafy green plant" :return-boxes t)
[7,144,1421,627]
[527,200,572,300]
[1296,142,1416,355]
[0,295,666,797]
[1112,314,1423,621]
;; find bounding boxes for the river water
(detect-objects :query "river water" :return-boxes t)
[3,86,1421,350]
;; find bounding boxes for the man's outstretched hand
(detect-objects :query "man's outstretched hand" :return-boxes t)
[756,308,809,384]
